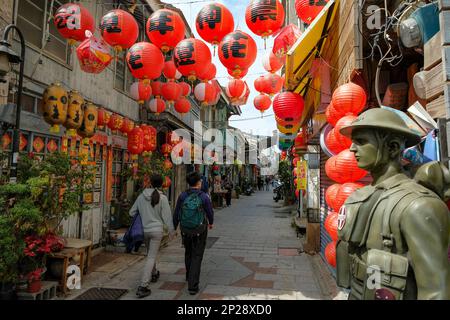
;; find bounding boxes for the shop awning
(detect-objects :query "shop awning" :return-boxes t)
[285,0,339,98]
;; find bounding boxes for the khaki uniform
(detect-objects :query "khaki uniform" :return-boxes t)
[336,174,450,300]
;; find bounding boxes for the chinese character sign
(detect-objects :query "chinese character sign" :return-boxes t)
[297,159,307,190]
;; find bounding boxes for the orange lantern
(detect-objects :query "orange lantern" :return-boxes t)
[174,97,191,115]
[126,42,165,81]
[325,128,344,154]
[54,2,94,45]
[295,0,329,24]
[198,63,217,82]
[332,82,367,116]
[146,9,185,54]
[219,30,257,79]
[100,9,138,51]
[108,113,123,133]
[226,79,246,103]
[77,102,98,143]
[325,241,336,268]
[97,107,110,130]
[262,73,283,96]
[162,176,171,189]
[325,183,341,210]
[263,50,284,73]
[64,90,84,137]
[120,118,134,136]
[254,94,271,114]
[334,182,364,212]
[254,75,266,93]
[130,81,152,104]
[161,143,173,158]
[273,92,304,121]
[196,3,235,46]
[325,101,343,127]
[42,83,68,133]
[148,98,166,114]
[174,38,212,82]
[194,82,216,106]
[325,212,338,241]
[334,115,357,148]
[163,60,182,81]
[161,82,182,104]
[128,126,144,155]
[245,0,285,39]
[325,150,367,184]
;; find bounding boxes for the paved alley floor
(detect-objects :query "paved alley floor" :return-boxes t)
[70,190,346,300]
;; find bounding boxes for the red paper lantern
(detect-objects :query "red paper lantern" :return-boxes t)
[151,81,163,98]
[325,183,341,210]
[126,42,165,81]
[161,143,173,157]
[228,68,248,79]
[108,113,123,132]
[174,38,212,82]
[174,97,191,115]
[97,108,110,130]
[100,9,138,51]
[273,92,305,121]
[254,94,271,114]
[325,150,368,183]
[325,241,336,267]
[325,128,344,154]
[324,212,338,241]
[325,102,344,127]
[263,50,284,73]
[293,157,300,167]
[128,126,144,155]
[272,23,302,57]
[262,73,283,96]
[163,158,173,170]
[295,0,329,24]
[162,176,172,189]
[219,30,257,78]
[161,82,182,104]
[245,0,285,38]
[163,60,182,81]
[254,75,266,93]
[334,182,364,212]
[196,3,235,45]
[179,82,191,97]
[334,115,357,148]
[198,63,217,82]
[332,82,367,116]
[194,82,216,106]
[146,9,185,53]
[281,151,287,160]
[226,79,246,102]
[141,124,157,153]
[120,118,134,136]
[294,131,306,149]
[54,3,94,44]
[148,98,166,114]
[76,32,112,74]
[130,81,152,104]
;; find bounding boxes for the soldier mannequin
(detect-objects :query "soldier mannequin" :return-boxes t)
[336,108,450,300]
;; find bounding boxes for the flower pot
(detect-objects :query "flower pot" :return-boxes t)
[27,279,42,293]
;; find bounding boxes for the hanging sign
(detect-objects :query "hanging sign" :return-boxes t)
[297,159,307,190]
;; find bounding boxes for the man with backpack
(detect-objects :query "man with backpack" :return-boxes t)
[173,171,214,295]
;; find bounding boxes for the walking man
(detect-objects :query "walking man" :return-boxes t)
[174,172,214,295]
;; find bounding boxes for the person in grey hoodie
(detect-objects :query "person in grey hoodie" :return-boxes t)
[129,174,176,298]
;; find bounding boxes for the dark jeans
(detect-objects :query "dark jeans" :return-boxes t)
[225,191,232,206]
[183,229,208,291]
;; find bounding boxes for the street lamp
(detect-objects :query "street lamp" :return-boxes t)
[0,24,25,183]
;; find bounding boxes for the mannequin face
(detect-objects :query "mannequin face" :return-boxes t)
[350,129,381,171]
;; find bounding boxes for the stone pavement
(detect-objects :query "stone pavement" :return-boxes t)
[69,190,347,300]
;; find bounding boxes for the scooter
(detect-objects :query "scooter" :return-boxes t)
[273,183,284,202]
[244,184,254,196]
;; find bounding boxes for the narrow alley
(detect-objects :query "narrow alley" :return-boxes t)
[69,190,346,300]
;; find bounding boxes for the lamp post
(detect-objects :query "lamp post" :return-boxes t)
[0,24,25,183]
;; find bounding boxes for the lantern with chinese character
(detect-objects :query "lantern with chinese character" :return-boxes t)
[174,38,212,82]
[148,97,166,114]
[245,0,285,40]
[42,83,68,133]
[325,183,341,210]
[225,79,246,103]
[198,63,216,82]
[324,212,338,241]
[126,42,165,81]
[161,143,172,158]
[130,81,152,105]
[254,93,271,114]
[141,124,156,154]
[163,158,173,170]
[151,81,163,98]
[325,150,367,184]
[161,82,182,105]
[100,9,138,52]
[97,107,110,130]
[262,73,283,96]
[64,90,84,137]
[76,31,112,74]
[120,118,134,136]
[325,241,336,267]
[273,92,305,122]
[263,50,284,73]
[146,9,185,54]
[163,60,182,81]
[53,2,94,45]
[77,102,98,144]
[108,113,123,133]
[174,97,191,115]
[295,0,329,24]
[162,176,171,189]
[179,82,191,97]
[196,3,234,47]
[194,82,216,107]
[219,30,257,79]
[128,126,144,155]
[332,82,367,116]
[272,23,302,58]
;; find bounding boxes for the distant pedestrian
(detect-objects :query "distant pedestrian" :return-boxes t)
[222,176,233,206]
[265,177,270,191]
[174,172,214,295]
[129,174,176,298]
